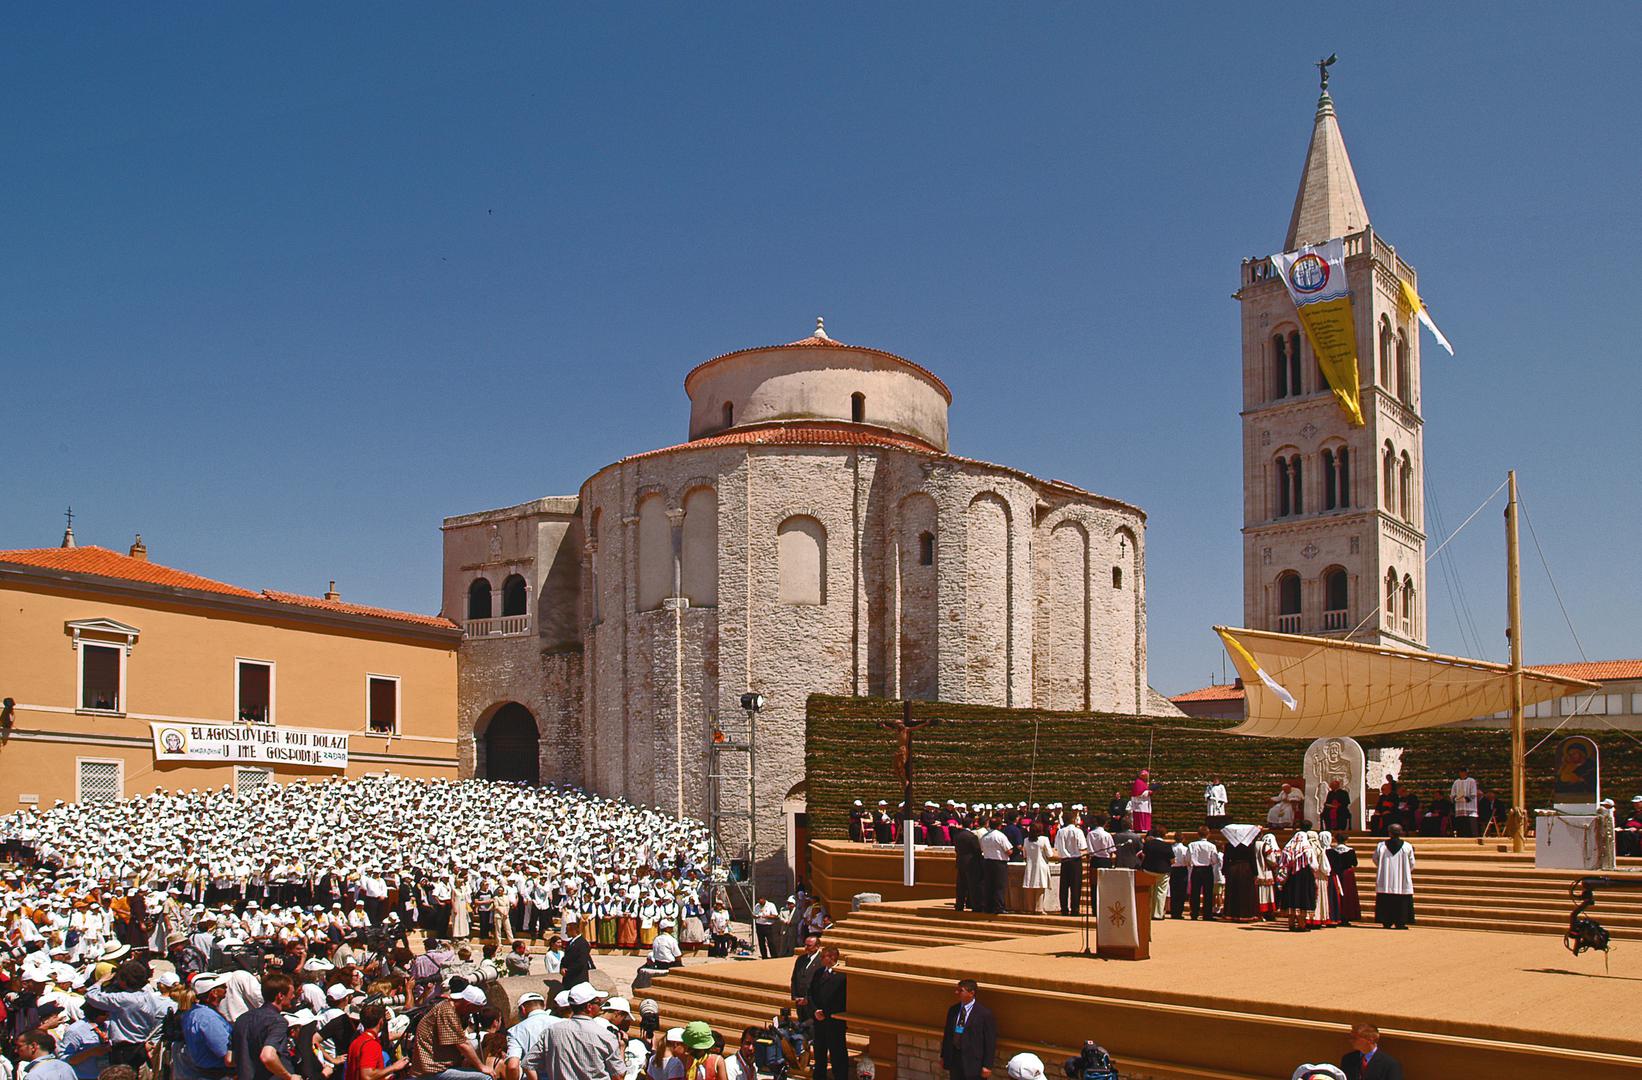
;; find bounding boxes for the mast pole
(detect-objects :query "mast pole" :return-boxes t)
[1506,470,1526,852]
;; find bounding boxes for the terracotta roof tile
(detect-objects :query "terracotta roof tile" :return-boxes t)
[684,334,954,403]
[620,421,941,462]
[0,546,454,631]
[0,546,259,597]
[1171,683,1247,703]
[1527,659,1642,683]
[259,590,457,631]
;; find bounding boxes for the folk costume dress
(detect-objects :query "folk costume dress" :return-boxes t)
[1325,840,1361,925]
[1279,833,1317,917]
[1255,832,1281,917]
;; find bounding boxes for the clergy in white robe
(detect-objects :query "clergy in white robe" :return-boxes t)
[1450,769,1479,836]
[1371,826,1416,929]
[1204,780,1228,827]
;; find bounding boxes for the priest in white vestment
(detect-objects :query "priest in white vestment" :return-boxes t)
[1371,825,1416,929]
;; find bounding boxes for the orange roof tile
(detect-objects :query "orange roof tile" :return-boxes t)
[621,420,941,462]
[0,546,454,632]
[1171,683,1246,703]
[0,546,258,597]
[1527,659,1642,683]
[259,590,457,631]
[684,333,954,404]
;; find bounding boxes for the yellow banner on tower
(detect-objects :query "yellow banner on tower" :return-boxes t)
[1271,238,1364,427]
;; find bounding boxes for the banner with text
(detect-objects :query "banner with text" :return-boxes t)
[1271,237,1364,427]
[149,722,349,770]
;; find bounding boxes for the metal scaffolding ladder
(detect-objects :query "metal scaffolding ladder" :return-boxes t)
[705,694,761,920]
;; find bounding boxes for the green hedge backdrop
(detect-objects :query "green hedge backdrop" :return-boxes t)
[804,694,1642,838]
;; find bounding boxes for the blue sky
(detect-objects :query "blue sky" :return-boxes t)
[6,6,1638,694]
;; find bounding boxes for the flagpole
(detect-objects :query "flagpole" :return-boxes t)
[1506,471,1526,853]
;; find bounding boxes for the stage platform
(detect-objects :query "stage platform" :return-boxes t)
[647,898,1642,1080]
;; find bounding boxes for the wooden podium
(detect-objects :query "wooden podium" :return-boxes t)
[1095,868,1158,961]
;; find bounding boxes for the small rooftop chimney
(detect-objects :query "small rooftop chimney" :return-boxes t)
[128,534,148,561]
[324,580,340,601]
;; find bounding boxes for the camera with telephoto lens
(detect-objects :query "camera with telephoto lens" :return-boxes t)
[1062,1041,1118,1080]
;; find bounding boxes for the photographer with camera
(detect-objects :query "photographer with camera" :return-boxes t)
[938,980,995,1080]
[1061,1042,1117,1080]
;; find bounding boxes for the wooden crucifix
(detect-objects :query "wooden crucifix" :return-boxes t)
[877,700,940,824]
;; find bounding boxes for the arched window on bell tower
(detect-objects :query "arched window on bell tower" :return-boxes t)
[1382,441,1396,508]
[1287,331,1302,396]
[1272,334,1289,399]
[1396,330,1412,406]
[1322,448,1338,510]
[1379,316,1393,389]
[1277,570,1302,632]
[1399,451,1413,523]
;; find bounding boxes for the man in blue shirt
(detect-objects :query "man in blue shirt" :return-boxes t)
[178,975,235,1080]
[55,1009,111,1080]
[17,1028,81,1080]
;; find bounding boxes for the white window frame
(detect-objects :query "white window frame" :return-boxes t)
[75,757,124,804]
[234,765,273,795]
[76,641,127,715]
[365,673,401,735]
[235,657,276,725]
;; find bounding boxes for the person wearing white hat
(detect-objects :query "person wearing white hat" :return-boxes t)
[525,981,619,1080]
[1004,1053,1044,1080]
[599,999,645,1080]
[176,974,233,1080]
[503,993,558,1080]
[406,984,491,1080]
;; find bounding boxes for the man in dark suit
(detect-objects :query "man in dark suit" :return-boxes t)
[939,979,997,1080]
[1339,1022,1402,1080]
[789,934,823,1006]
[808,945,847,1080]
[559,917,594,990]
[952,820,982,912]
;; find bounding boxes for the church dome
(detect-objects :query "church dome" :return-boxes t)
[683,318,952,452]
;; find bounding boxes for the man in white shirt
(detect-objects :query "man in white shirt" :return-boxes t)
[753,897,778,959]
[1086,822,1117,872]
[1203,777,1228,828]
[1450,767,1479,837]
[979,821,1013,914]
[649,920,682,969]
[1186,826,1219,921]
[1168,834,1191,920]
[1052,812,1089,916]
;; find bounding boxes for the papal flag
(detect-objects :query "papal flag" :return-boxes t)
[1216,627,1298,711]
[1398,277,1455,356]
[1271,238,1364,428]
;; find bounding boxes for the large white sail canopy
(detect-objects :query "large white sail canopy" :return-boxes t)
[1215,626,1600,739]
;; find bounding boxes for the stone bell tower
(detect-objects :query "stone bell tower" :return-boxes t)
[1236,68,1428,649]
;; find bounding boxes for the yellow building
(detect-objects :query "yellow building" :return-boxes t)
[0,535,460,805]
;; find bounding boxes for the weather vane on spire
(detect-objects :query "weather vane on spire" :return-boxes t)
[1317,53,1338,92]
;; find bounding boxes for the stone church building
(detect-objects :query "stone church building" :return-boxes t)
[442,321,1169,878]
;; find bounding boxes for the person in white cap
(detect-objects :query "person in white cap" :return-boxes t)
[528,983,619,1080]
[1004,1053,1043,1080]
[502,993,558,1080]
[177,974,233,1080]
[598,999,645,1080]
[407,985,492,1080]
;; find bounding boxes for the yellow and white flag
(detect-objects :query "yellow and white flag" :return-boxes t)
[1216,628,1297,711]
[1398,277,1455,356]
[1271,238,1364,427]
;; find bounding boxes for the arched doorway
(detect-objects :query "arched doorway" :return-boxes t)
[481,703,539,784]
[782,781,809,891]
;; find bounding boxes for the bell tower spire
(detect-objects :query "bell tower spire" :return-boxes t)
[1284,57,1369,250]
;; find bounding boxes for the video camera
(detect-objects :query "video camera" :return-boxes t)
[1062,1041,1118,1080]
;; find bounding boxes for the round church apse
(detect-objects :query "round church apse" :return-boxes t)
[479,702,540,785]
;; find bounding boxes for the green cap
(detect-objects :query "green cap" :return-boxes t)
[682,1021,716,1051]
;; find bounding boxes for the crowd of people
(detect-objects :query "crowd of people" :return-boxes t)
[848,772,1422,932]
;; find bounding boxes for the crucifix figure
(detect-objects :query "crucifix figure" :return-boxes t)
[877,700,939,822]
